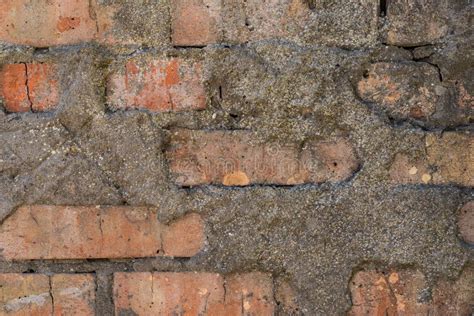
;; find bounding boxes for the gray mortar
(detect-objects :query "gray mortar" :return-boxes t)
[0,1,473,315]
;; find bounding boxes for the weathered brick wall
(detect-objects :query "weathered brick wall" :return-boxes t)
[0,0,472,315]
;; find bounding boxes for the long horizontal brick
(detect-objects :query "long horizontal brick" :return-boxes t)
[0,63,59,113]
[348,267,474,316]
[0,206,204,260]
[390,132,473,187]
[113,272,275,315]
[0,273,95,315]
[107,57,206,112]
[166,129,360,186]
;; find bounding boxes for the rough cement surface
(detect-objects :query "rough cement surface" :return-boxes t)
[0,1,473,315]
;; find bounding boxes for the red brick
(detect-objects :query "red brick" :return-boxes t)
[224,273,275,315]
[167,129,359,186]
[0,274,52,315]
[27,64,59,112]
[162,213,205,257]
[113,272,275,315]
[348,270,430,316]
[0,206,204,260]
[390,132,473,187]
[171,0,221,46]
[0,273,95,316]
[458,201,474,245]
[0,63,58,113]
[50,274,96,316]
[0,64,29,113]
[107,57,206,112]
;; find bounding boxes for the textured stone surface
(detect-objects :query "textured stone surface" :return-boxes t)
[0,1,472,315]
[171,0,379,47]
[386,0,450,46]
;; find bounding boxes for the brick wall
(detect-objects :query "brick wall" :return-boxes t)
[0,0,472,315]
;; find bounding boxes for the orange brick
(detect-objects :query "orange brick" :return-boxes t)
[107,57,206,112]
[50,274,96,316]
[0,274,52,315]
[458,201,474,244]
[27,64,59,112]
[0,63,58,113]
[0,206,204,260]
[390,132,473,187]
[224,273,275,315]
[162,213,205,257]
[113,272,275,315]
[171,0,221,46]
[0,64,30,113]
[167,129,360,186]
[348,270,430,316]
[0,273,95,316]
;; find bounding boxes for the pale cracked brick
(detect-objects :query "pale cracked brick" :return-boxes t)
[0,273,96,315]
[390,132,473,187]
[0,206,204,260]
[166,129,360,186]
[0,0,169,47]
[107,57,206,112]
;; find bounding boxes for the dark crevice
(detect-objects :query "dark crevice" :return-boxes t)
[23,63,33,110]
[304,0,317,11]
[48,276,55,315]
[380,0,387,17]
